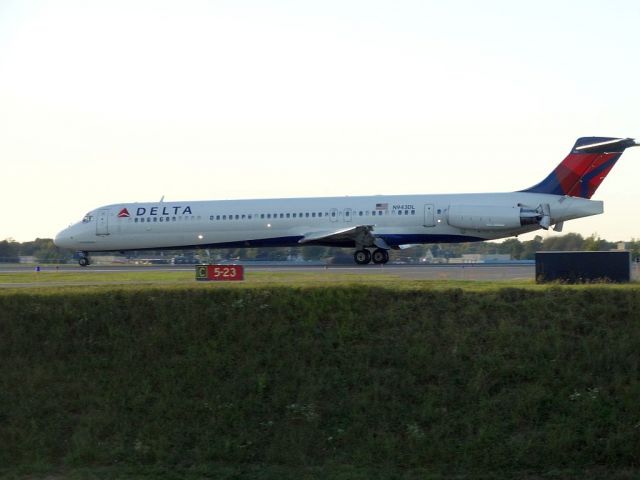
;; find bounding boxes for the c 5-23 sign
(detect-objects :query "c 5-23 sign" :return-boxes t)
[196,264,244,281]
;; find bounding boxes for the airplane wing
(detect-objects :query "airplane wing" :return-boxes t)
[299,225,389,248]
[298,225,374,244]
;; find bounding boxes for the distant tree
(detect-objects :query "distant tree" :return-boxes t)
[583,234,611,251]
[28,238,69,263]
[265,248,288,261]
[521,235,543,260]
[329,250,353,264]
[628,239,640,261]
[542,233,584,251]
[0,239,20,262]
[302,246,328,261]
[499,238,524,259]
[238,248,259,260]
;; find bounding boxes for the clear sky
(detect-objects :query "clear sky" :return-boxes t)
[1,0,639,242]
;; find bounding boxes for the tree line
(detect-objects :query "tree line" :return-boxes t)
[0,238,66,263]
[1,233,638,264]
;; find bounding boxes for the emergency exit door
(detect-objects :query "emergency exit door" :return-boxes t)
[424,204,435,227]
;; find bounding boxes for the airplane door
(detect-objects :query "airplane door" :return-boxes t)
[330,208,339,222]
[424,204,435,227]
[96,209,110,235]
[344,208,352,222]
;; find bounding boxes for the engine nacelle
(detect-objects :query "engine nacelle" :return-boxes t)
[447,205,542,230]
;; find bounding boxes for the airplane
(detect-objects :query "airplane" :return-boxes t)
[54,136,638,266]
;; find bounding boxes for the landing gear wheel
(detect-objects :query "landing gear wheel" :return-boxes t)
[354,249,372,265]
[78,256,90,267]
[372,248,389,264]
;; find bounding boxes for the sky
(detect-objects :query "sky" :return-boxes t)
[1,0,639,242]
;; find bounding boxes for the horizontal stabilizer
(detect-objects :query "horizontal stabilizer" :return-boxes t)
[573,137,637,153]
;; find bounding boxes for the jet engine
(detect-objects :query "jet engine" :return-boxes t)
[447,204,552,230]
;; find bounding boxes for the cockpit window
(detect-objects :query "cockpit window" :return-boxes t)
[82,214,93,223]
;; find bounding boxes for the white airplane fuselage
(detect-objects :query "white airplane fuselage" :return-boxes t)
[54,191,601,252]
[53,136,637,265]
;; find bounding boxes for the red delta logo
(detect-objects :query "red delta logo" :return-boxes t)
[117,208,130,218]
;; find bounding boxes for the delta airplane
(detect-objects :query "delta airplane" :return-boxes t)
[54,137,637,266]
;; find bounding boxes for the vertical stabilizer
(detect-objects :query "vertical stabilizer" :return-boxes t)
[521,137,637,198]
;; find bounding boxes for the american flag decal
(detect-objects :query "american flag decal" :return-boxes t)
[375,203,388,210]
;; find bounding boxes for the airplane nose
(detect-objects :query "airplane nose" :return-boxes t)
[54,229,72,249]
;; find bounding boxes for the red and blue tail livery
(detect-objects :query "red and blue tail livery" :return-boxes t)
[523,137,637,198]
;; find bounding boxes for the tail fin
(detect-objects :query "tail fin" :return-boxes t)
[522,137,637,198]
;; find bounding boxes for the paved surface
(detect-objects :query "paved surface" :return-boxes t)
[0,262,536,282]
[2,262,638,287]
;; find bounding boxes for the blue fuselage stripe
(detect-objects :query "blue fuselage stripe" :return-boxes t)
[118,234,485,252]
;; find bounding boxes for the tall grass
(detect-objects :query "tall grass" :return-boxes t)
[1,286,639,477]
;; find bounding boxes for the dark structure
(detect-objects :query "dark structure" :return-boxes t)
[535,251,631,283]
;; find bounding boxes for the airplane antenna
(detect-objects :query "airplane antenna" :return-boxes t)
[160,195,165,202]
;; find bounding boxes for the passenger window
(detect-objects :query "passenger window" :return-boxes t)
[286,213,290,218]
[261,214,265,219]
[398,211,402,215]
[411,210,416,215]
[312,212,316,217]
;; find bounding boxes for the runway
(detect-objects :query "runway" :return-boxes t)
[2,262,638,286]
[0,262,536,281]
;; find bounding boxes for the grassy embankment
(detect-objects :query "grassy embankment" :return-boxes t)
[1,280,640,479]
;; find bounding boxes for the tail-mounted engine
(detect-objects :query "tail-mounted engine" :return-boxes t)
[447,204,554,231]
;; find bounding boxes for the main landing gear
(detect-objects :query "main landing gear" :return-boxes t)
[77,251,91,267]
[354,248,389,265]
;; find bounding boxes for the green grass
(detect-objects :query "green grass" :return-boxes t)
[1,283,640,478]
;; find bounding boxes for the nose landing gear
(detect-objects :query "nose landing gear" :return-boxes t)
[77,251,91,267]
